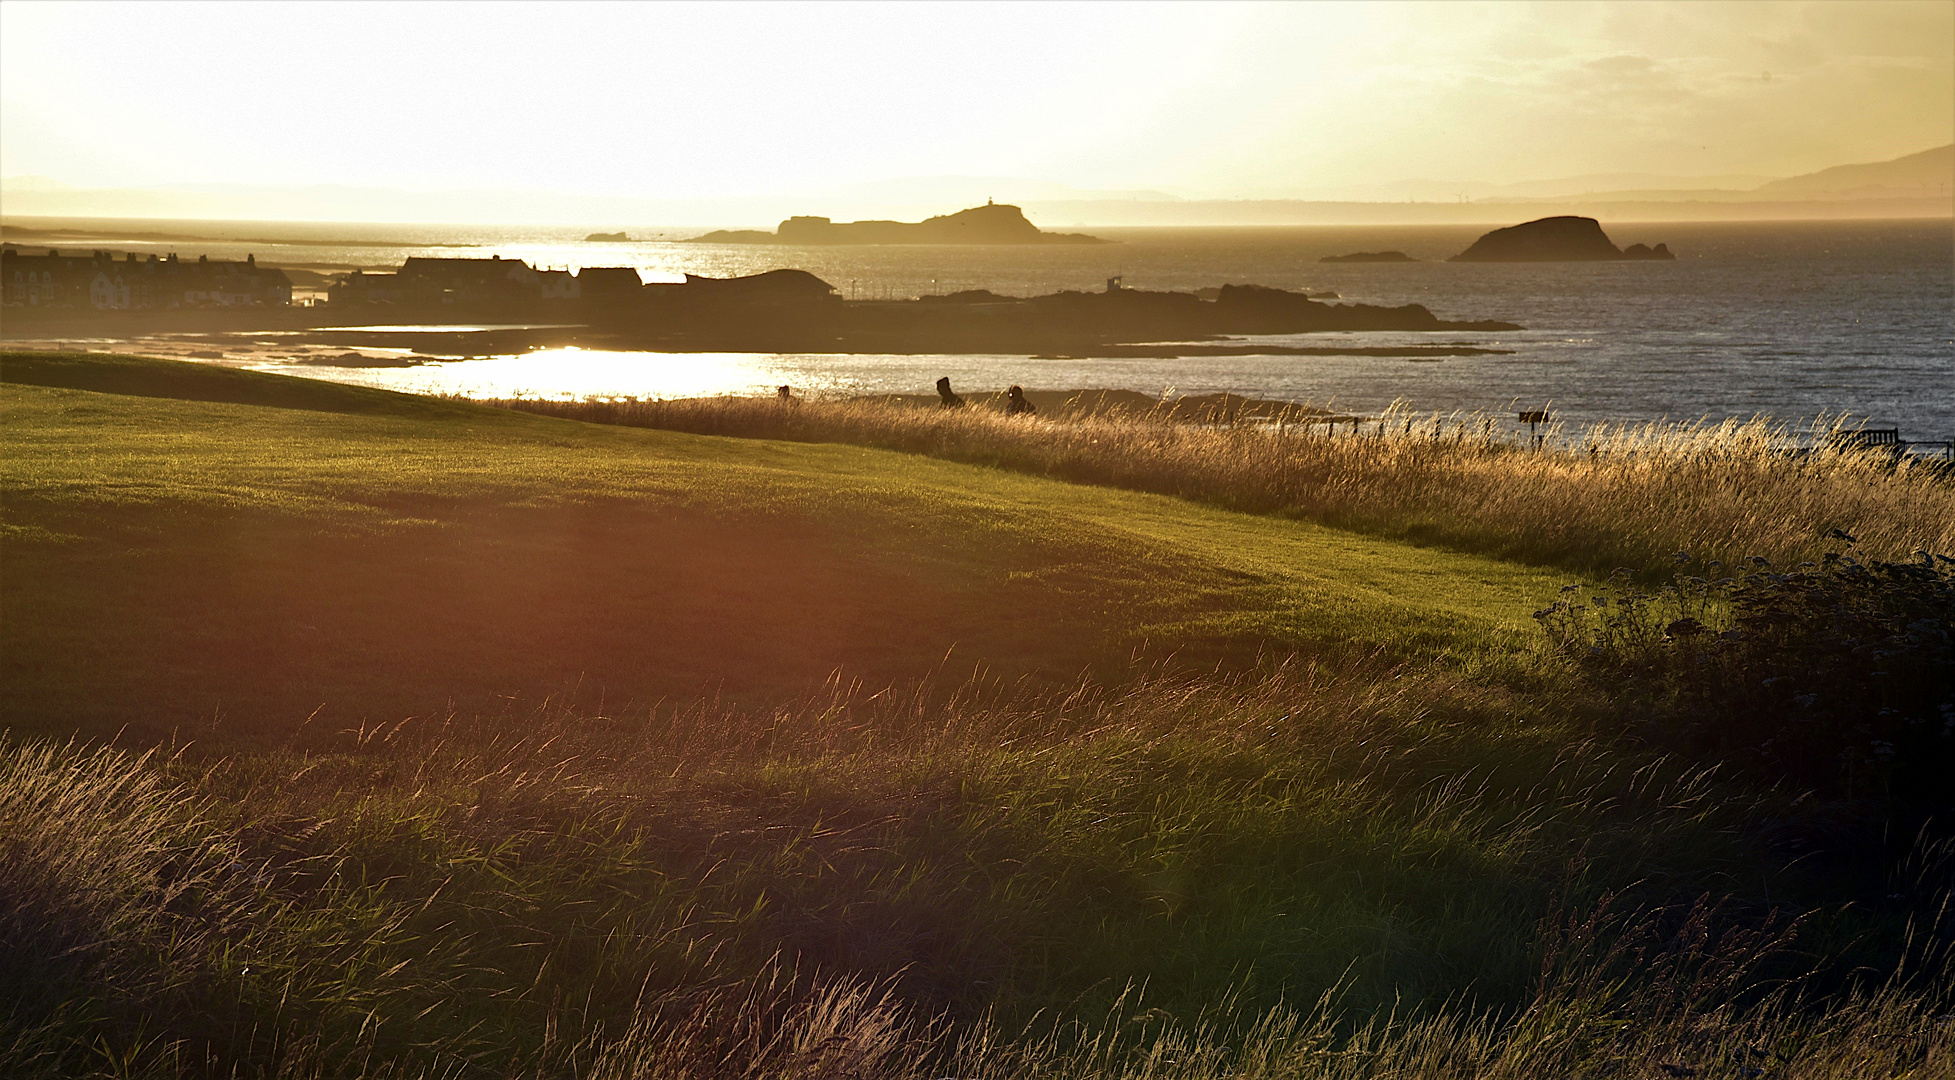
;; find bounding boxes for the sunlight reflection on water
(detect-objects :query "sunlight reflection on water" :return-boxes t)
[239,339,1598,417]
[248,348,1059,402]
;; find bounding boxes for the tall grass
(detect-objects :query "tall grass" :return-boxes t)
[582,921,1955,1080]
[5,657,1947,1077]
[481,395,1955,575]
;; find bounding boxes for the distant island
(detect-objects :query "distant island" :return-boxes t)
[688,202,1108,245]
[584,231,631,242]
[1320,251,1417,263]
[1450,216,1675,262]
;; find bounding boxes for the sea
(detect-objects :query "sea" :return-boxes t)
[9,217,1953,438]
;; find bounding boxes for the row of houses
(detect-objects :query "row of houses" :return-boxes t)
[2,248,293,308]
[4,249,841,312]
[330,258,840,308]
[330,257,646,306]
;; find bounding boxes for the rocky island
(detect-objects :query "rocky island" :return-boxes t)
[584,231,631,242]
[688,202,1107,245]
[1320,251,1417,263]
[1449,216,1674,261]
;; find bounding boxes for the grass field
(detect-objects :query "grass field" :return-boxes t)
[2,353,1950,1078]
[1,352,1572,738]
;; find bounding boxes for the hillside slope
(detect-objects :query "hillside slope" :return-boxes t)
[1,353,1571,738]
[6,355,1942,1079]
[1752,143,1954,196]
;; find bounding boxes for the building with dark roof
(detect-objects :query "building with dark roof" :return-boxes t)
[537,269,580,300]
[396,255,540,305]
[574,266,642,299]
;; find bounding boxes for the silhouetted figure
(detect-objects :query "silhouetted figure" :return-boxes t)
[936,376,966,408]
[1005,385,1036,416]
[776,384,799,408]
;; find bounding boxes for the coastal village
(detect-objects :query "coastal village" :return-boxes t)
[327,258,834,307]
[3,247,294,309]
[1,246,699,310]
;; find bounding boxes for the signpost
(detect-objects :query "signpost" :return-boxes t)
[1518,410,1551,448]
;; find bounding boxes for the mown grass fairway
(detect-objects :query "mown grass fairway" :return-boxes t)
[2,353,1568,738]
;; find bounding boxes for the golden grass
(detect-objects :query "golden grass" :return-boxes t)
[584,938,1955,1080]
[4,659,1949,1077]
[486,395,1955,574]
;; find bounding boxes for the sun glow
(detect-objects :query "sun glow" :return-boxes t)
[3,0,1948,215]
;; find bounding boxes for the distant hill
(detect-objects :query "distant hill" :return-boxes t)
[688,203,1107,245]
[1497,145,1955,205]
[1354,172,1777,203]
[1751,144,1954,198]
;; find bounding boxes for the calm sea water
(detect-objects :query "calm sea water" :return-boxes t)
[16,217,1954,435]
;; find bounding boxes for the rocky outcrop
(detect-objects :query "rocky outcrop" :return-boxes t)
[659,269,839,303]
[1449,216,1675,262]
[688,203,1107,245]
[1320,251,1416,263]
[1209,284,1518,332]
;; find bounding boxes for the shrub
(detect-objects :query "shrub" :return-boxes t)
[1536,540,1955,803]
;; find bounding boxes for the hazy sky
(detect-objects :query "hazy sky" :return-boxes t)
[2,0,1949,198]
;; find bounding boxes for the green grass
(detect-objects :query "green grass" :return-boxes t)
[2,352,1571,738]
[6,670,1943,1079]
[3,353,1947,1078]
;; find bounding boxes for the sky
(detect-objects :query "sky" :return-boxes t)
[1,0,1950,201]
